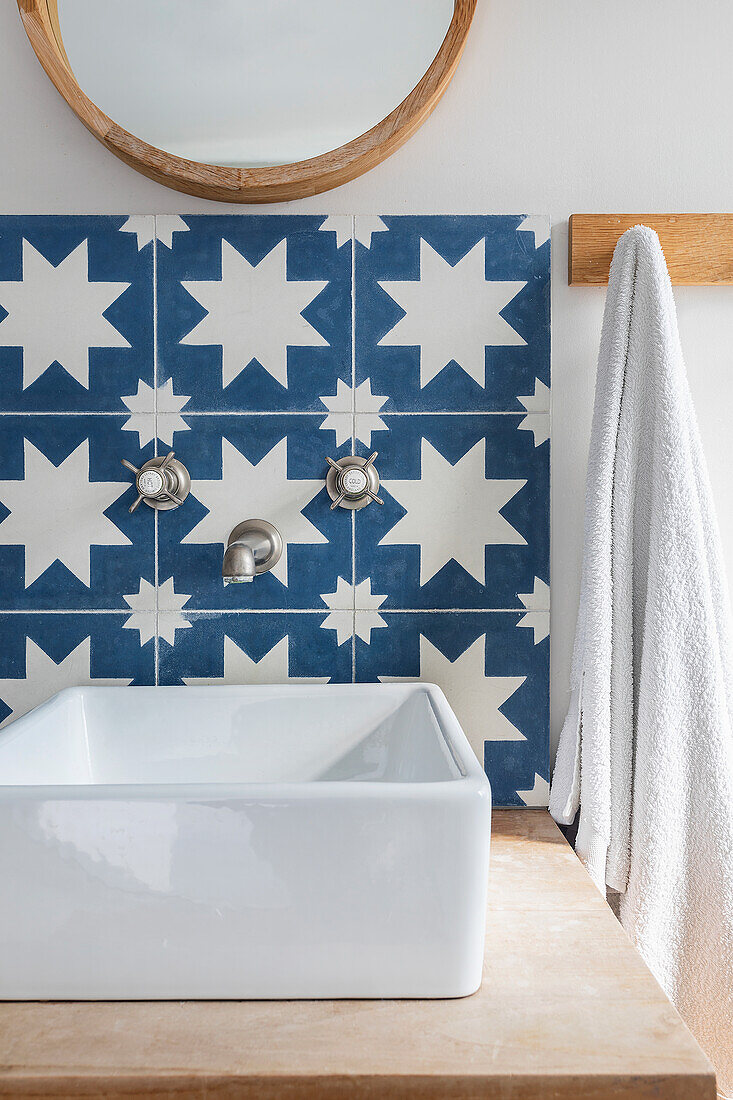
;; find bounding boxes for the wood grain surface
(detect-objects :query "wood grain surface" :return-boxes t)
[0,812,716,1100]
[569,213,733,285]
[16,0,476,203]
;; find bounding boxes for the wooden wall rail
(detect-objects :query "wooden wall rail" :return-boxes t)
[569,214,733,286]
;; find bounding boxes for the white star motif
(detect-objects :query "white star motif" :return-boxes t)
[122,577,192,647]
[182,437,326,587]
[184,634,329,686]
[122,576,156,645]
[118,216,154,251]
[354,578,388,643]
[320,577,387,645]
[319,575,353,646]
[121,379,191,448]
[518,413,550,449]
[155,216,190,249]
[157,378,191,446]
[0,239,130,390]
[518,377,550,414]
[0,439,129,587]
[354,378,389,447]
[517,577,550,644]
[321,614,351,647]
[378,238,526,388]
[354,216,389,249]
[0,636,130,728]
[121,379,154,445]
[158,576,193,645]
[380,633,526,762]
[516,773,550,806]
[119,216,190,251]
[518,378,550,447]
[517,216,551,249]
[181,238,328,388]
[318,216,389,250]
[380,438,526,586]
[318,216,352,249]
[318,378,388,447]
[318,379,353,446]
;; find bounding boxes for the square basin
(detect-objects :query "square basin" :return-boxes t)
[0,683,491,999]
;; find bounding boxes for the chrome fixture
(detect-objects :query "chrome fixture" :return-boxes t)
[121,451,191,514]
[325,453,383,511]
[223,520,283,585]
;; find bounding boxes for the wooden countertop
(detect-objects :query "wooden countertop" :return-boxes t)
[0,811,715,1100]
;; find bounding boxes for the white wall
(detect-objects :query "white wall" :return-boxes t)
[3,0,733,756]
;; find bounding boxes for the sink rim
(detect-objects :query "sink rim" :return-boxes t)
[0,682,491,802]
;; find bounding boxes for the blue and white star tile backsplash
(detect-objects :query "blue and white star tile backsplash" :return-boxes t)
[355,214,550,412]
[0,216,154,413]
[0,214,550,807]
[0,414,155,609]
[155,215,352,413]
[156,413,351,611]
[0,613,154,727]
[158,613,352,687]
[354,413,549,611]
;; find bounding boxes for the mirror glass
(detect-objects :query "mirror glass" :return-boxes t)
[57,0,455,168]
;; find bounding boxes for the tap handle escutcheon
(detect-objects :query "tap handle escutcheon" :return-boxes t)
[121,452,191,513]
[324,453,383,511]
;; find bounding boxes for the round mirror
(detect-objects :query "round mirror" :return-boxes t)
[18,0,476,202]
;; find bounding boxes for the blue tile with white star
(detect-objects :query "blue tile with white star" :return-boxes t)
[0,210,551,807]
[158,612,351,685]
[0,613,155,727]
[355,215,550,413]
[355,414,549,611]
[156,215,352,413]
[354,609,549,807]
[0,215,154,413]
[0,415,155,610]
[157,414,353,611]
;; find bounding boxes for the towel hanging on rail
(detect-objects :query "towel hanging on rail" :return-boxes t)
[550,224,733,1095]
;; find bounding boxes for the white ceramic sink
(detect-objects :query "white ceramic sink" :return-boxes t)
[0,684,491,1000]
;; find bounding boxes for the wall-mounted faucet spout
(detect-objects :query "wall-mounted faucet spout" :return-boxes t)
[222,520,283,585]
[222,540,256,584]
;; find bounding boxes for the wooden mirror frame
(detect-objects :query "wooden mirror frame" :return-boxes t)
[18,0,476,203]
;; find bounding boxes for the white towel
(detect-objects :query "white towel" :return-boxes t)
[550,225,733,1094]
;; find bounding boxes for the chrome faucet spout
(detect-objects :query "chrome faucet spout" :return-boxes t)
[222,540,256,584]
[222,520,283,585]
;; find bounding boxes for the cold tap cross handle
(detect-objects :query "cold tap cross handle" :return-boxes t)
[324,453,383,511]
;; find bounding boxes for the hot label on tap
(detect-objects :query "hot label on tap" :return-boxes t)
[138,469,165,496]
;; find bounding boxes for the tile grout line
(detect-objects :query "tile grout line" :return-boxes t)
[154,512,159,685]
[153,218,160,686]
[0,609,152,616]
[350,216,357,683]
[351,213,356,444]
[351,512,356,681]
[152,222,159,441]
[0,410,542,418]
[546,233,552,771]
[547,231,553,626]
[0,607,540,615]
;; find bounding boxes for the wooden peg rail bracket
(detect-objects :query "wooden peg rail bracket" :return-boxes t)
[569,213,733,286]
